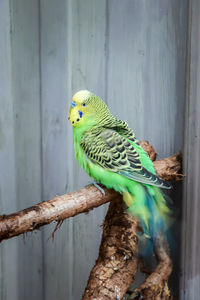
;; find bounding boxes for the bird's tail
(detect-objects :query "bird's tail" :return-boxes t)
[123,182,173,238]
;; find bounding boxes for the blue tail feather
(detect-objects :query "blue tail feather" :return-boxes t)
[127,183,173,240]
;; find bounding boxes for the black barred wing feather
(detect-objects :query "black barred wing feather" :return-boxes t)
[81,129,171,189]
[105,117,139,143]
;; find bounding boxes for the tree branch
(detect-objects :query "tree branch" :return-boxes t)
[82,205,173,300]
[0,186,118,242]
[0,142,182,243]
[83,197,138,300]
[128,235,173,300]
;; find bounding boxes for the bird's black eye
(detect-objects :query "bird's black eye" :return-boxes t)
[77,118,80,122]
[82,103,86,107]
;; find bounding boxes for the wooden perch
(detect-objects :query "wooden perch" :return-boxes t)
[153,152,183,181]
[0,186,119,242]
[0,142,181,243]
[83,197,138,300]
[82,204,173,300]
[0,141,182,299]
[128,235,173,300]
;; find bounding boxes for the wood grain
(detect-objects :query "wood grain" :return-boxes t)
[83,198,138,300]
[9,0,44,298]
[0,185,119,242]
[181,1,200,299]
[39,0,73,298]
[132,235,173,300]
[0,1,18,298]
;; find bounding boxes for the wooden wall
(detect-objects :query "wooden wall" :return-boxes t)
[181,0,200,299]
[0,0,188,299]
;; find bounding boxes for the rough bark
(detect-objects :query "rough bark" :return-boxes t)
[153,153,183,181]
[128,235,173,300]
[83,198,138,300]
[82,201,174,300]
[0,185,119,242]
[139,140,183,181]
[139,140,157,161]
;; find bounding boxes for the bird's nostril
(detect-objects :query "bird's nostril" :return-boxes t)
[72,121,74,124]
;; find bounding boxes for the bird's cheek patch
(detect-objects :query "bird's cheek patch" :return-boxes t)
[71,101,77,108]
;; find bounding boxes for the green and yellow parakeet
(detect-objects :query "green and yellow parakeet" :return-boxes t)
[68,90,171,238]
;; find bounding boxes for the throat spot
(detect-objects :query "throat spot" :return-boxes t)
[78,110,84,118]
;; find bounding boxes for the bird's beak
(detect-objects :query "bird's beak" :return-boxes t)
[68,107,80,126]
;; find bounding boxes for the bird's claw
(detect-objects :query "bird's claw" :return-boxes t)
[93,182,105,196]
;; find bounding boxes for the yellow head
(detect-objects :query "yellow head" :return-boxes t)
[68,90,92,127]
[68,90,111,130]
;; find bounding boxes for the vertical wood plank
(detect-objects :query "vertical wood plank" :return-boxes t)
[40,1,74,299]
[107,0,187,156]
[40,1,107,299]
[0,1,18,299]
[181,1,200,299]
[9,0,43,299]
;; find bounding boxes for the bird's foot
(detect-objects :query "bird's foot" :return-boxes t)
[93,182,105,196]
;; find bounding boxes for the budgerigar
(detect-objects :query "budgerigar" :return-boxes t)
[68,90,172,238]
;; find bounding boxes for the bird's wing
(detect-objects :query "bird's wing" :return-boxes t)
[81,128,171,189]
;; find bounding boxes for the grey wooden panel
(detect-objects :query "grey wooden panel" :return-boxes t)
[40,1,107,299]
[181,1,200,299]
[106,0,187,294]
[107,0,187,157]
[0,0,188,299]
[40,1,74,299]
[0,1,18,299]
[9,0,43,299]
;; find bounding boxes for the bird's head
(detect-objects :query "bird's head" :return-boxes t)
[68,90,110,129]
